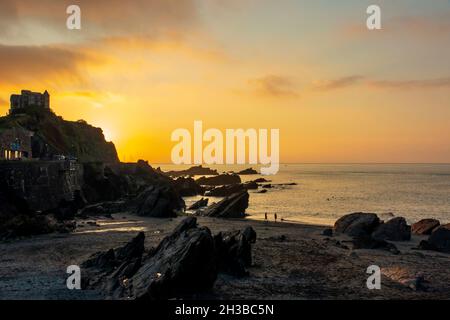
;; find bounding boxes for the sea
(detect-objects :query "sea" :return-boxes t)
[158,164,450,226]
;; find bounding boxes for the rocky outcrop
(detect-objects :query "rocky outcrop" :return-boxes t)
[165,165,218,178]
[197,191,249,218]
[243,181,259,190]
[237,168,258,175]
[188,198,209,210]
[372,217,411,241]
[171,177,204,197]
[78,201,127,218]
[132,185,185,218]
[419,224,450,253]
[196,174,241,186]
[334,212,381,238]
[205,184,245,197]
[82,217,257,299]
[412,219,440,235]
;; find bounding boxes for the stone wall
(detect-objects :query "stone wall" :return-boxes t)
[0,160,83,211]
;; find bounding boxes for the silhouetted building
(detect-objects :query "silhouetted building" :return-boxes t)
[10,90,50,113]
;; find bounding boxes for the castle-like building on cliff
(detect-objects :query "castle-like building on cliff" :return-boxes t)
[10,90,50,114]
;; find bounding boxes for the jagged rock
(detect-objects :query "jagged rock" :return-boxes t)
[165,165,219,178]
[262,184,272,189]
[253,178,270,183]
[214,226,256,276]
[78,201,127,218]
[426,224,450,253]
[243,181,259,190]
[205,184,245,197]
[372,217,411,241]
[171,177,204,197]
[82,218,257,299]
[196,174,241,186]
[133,185,185,218]
[257,189,267,194]
[128,217,217,299]
[412,219,440,235]
[237,168,258,175]
[334,212,380,238]
[352,235,400,254]
[188,198,209,210]
[197,191,249,218]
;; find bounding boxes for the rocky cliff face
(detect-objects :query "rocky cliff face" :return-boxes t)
[0,107,119,163]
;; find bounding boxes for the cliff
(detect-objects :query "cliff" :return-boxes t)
[0,106,118,163]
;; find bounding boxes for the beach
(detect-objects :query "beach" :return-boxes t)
[1,213,449,300]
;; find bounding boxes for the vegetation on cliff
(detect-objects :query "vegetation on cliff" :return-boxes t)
[0,106,118,163]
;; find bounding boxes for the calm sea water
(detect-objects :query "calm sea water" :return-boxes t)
[158,164,450,226]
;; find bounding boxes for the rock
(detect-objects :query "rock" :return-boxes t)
[412,219,440,235]
[322,228,333,237]
[205,184,245,197]
[133,185,185,218]
[196,174,241,186]
[78,201,127,218]
[82,218,257,299]
[334,212,381,238]
[214,226,256,276]
[262,184,272,189]
[253,178,270,183]
[352,235,400,254]
[188,198,209,210]
[165,165,219,178]
[171,177,204,197]
[427,224,450,253]
[243,181,258,190]
[372,217,411,241]
[257,189,267,194]
[126,217,217,299]
[197,190,249,218]
[237,168,258,175]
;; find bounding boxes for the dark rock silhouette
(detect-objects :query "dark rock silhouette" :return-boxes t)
[419,224,450,253]
[196,174,241,186]
[82,217,257,299]
[205,184,245,197]
[171,177,204,196]
[334,212,381,238]
[165,165,218,178]
[372,217,411,241]
[133,185,185,218]
[197,191,249,218]
[412,219,440,235]
[237,168,258,175]
[188,198,209,210]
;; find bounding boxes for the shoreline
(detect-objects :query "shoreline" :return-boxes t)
[1,213,449,300]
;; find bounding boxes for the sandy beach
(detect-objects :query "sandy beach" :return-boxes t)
[1,214,449,300]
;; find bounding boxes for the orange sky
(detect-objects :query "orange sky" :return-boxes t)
[0,0,449,163]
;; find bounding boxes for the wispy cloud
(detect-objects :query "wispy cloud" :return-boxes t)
[367,78,450,90]
[312,75,364,91]
[248,75,298,98]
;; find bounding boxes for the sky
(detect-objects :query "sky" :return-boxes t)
[0,0,449,163]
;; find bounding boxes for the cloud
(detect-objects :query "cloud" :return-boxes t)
[248,75,298,98]
[367,78,450,90]
[0,44,98,86]
[0,0,199,42]
[312,76,364,91]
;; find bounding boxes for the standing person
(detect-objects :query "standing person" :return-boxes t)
[274,213,278,222]
[264,212,268,221]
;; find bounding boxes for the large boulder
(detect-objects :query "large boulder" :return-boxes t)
[334,212,380,238]
[171,177,204,197]
[237,168,258,175]
[372,217,411,241]
[188,198,209,210]
[198,191,249,218]
[205,184,245,197]
[427,224,450,253]
[412,219,440,235]
[196,174,241,186]
[133,185,185,218]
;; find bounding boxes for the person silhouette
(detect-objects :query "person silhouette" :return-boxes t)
[274,213,278,222]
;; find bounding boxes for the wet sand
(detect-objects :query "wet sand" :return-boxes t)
[0,214,449,300]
